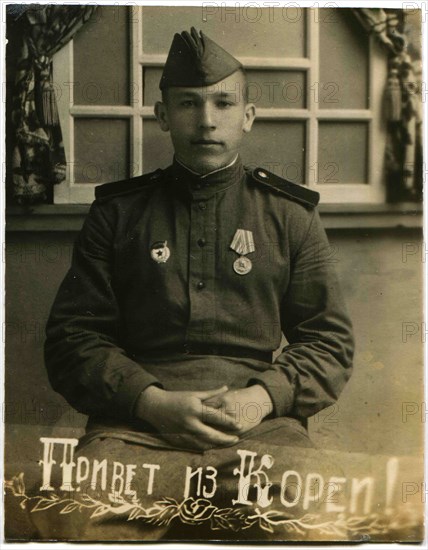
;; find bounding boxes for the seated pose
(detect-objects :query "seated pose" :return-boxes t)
[41,27,354,541]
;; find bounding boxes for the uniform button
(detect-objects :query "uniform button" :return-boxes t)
[257,170,268,179]
[196,281,205,290]
[198,202,206,210]
[197,238,206,247]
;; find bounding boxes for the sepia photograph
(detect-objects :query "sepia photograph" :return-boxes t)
[3,1,425,544]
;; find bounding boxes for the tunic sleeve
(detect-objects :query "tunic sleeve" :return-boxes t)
[249,209,354,418]
[44,200,162,422]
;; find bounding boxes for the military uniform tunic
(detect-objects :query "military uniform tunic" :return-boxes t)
[45,156,354,431]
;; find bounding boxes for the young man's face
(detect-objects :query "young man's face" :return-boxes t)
[155,70,256,174]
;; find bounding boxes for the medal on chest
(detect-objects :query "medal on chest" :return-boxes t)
[150,240,171,263]
[230,229,255,275]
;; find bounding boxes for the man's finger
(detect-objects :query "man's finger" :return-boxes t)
[191,419,240,446]
[201,405,241,431]
[195,386,228,400]
[203,397,223,408]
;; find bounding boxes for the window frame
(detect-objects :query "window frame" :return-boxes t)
[53,6,388,204]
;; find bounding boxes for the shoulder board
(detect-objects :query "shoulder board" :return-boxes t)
[95,169,165,202]
[249,167,319,208]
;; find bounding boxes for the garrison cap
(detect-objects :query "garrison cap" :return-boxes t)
[159,27,243,90]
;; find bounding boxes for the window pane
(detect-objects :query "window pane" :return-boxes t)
[319,9,368,109]
[74,6,130,106]
[74,119,130,183]
[143,68,163,106]
[318,122,368,183]
[241,121,305,183]
[142,120,174,173]
[247,71,306,109]
[143,69,306,108]
[142,6,306,58]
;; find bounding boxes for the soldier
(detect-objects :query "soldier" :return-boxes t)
[40,27,354,541]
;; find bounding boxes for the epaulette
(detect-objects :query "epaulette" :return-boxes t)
[95,169,165,202]
[249,167,319,208]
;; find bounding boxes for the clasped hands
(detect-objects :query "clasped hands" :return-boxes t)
[135,384,273,451]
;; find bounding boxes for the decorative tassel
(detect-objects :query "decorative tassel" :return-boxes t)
[42,80,59,127]
[403,115,416,191]
[385,68,402,122]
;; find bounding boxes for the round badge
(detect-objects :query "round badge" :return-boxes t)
[233,256,252,275]
[151,241,171,263]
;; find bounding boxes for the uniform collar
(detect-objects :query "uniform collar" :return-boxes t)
[171,155,245,196]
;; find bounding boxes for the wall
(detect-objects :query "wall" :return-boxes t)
[5,226,423,478]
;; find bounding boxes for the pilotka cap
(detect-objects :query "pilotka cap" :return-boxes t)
[159,27,243,90]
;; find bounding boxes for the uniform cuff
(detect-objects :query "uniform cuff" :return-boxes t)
[247,369,294,417]
[113,370,163,422]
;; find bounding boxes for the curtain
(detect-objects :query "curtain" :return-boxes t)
[351,8,422,202]
[8,4,98,204]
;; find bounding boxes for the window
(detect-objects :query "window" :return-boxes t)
[53,6,387,204]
